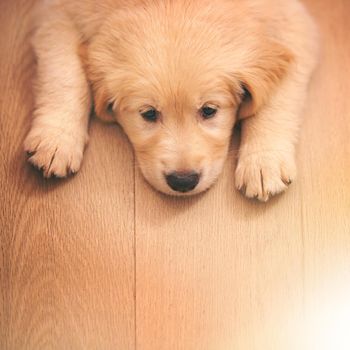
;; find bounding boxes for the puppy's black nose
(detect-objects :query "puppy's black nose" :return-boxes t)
[165,171,200,193]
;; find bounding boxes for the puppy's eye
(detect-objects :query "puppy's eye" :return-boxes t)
[201,106,217,119]
[140,108,158,122]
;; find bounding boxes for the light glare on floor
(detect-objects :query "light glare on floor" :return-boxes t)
[306,300,350,350]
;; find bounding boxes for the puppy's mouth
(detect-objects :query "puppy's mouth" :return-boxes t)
[138,157,226,196]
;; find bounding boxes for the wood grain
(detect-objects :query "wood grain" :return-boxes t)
[0,1,135,349]
[0,0,349,349]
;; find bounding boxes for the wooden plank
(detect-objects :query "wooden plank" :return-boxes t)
[135,165,305,349]
[134,1,350,349]
[0,1,135,349]
[299,0,350,348]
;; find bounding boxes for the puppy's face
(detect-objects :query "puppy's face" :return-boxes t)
[88,3,292,195]
[115,75,238,195]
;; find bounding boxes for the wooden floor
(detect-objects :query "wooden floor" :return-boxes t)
[1,1,349,349]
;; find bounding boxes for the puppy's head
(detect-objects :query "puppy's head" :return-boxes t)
[88,2,292,195]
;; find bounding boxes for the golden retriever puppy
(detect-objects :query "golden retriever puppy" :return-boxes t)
[24,0,318,201]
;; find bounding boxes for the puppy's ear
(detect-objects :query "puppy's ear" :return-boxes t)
[237,40,294,119]
[80,42,114,122]
[93,85,115,122]
[86,46,116,123]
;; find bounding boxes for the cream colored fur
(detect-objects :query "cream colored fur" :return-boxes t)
[24,0,318,201]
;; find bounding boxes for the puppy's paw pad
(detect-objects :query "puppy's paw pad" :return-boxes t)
[24,127,86,178]
[235,151,296,201]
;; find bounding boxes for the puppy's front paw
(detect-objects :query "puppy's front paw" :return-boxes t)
[24,125,88,178]
[235,150,296,202]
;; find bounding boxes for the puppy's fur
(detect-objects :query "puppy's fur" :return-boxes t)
[25,0,318,201]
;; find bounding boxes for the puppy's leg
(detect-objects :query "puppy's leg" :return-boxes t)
[235,69,311,201]
[24,11,90,177]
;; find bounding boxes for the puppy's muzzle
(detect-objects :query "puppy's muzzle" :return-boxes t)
[165,171,200,193]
